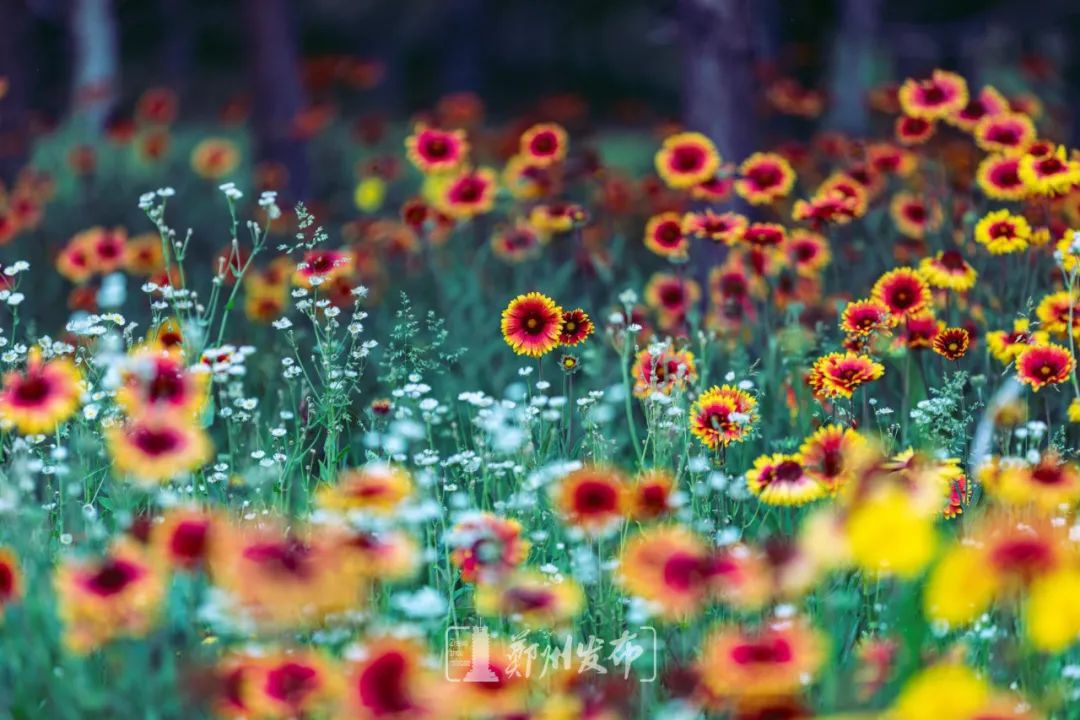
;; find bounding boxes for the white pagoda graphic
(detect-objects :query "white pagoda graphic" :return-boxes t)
[461,626,498,682]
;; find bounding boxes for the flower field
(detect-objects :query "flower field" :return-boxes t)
[4,65,1080,719]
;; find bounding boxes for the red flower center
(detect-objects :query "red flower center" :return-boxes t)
[265,662,319,706]
[243,539,314,579]
[991,539,1055,579]
[83,558,143,597]
[671,145,705,172]
[663,551,707,592]
[0,563,14,598]
[132,426,182,456]
[573,479,619,516]
[939,250,965,271]
[358,651,414,715]
[530,131,557,155]
[11,373,53,406]
[169,520,210,565]
[730,637,793,666]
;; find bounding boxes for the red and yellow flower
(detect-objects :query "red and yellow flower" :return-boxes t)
[872,267,932,319]
[890,192,941,239]
[449,513,529,584]
[617,525,724,618]
[655,132,720,190]
[899,70,969,120]
[474,569,584,628]
[1016,342,1074,391]
[105,412,212,483]
[501,292,564,357]
[55,543,165,653]
[932,327,971,360]
[1020,145,1080,197]
[316,463,414,515]
[191,137,240,179]
[689,385,758,450]
[973,112,1035,154]
[682,209,747,245]
[644,211,689,259]
[735,152,796,205]
[551,466,628,534]
[436,166,497,219]
[841,299,894,338]
[808,352,885,399]
[696,620,826,700]
[976,153,1027,200]
[0,351,82,435]
[519,122,568,167]
[0,548,21,616]
[746,453,827,506]
[631,346,697,397]
[919,250,977,291]
[559,308,593,346]
[974,209,1031,254]
[405,124,468,173]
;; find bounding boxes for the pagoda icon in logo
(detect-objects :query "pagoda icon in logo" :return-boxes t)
[461,626,498,683]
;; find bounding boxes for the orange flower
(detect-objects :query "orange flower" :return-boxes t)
[55,543,165,653]
[316,464,414,515]
[551,466,628,534]
[106,412,212,483]
[191,137,240,179]
[629,469,677,520]
[696,620,826,700]
[213,524,367,628]
[948,84,1008,131]
[0,352,82,435]
[890,193,941,239]
[116,351,208,417]
[152,507,219,571]
[617,525,722,618]
[799,424,863,492]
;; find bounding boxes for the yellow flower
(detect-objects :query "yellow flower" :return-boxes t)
[846,486,936,578]
[353,176,386,213]
[974,209,1031,254]
[1069,397,1080,423]
[892,663,990,720]
[1026,567,1080,653]
[923,545,999,625]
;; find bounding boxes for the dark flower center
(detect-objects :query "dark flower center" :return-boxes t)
[359,651,414,715]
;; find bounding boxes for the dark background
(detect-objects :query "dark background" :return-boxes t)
[2,0,1080,195]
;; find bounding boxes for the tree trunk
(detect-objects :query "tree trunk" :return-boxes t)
[69,0,119,133]
[824,0,883,135]
[245,0,308,202]
[678,0,758,164]
[0,0,31,184]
